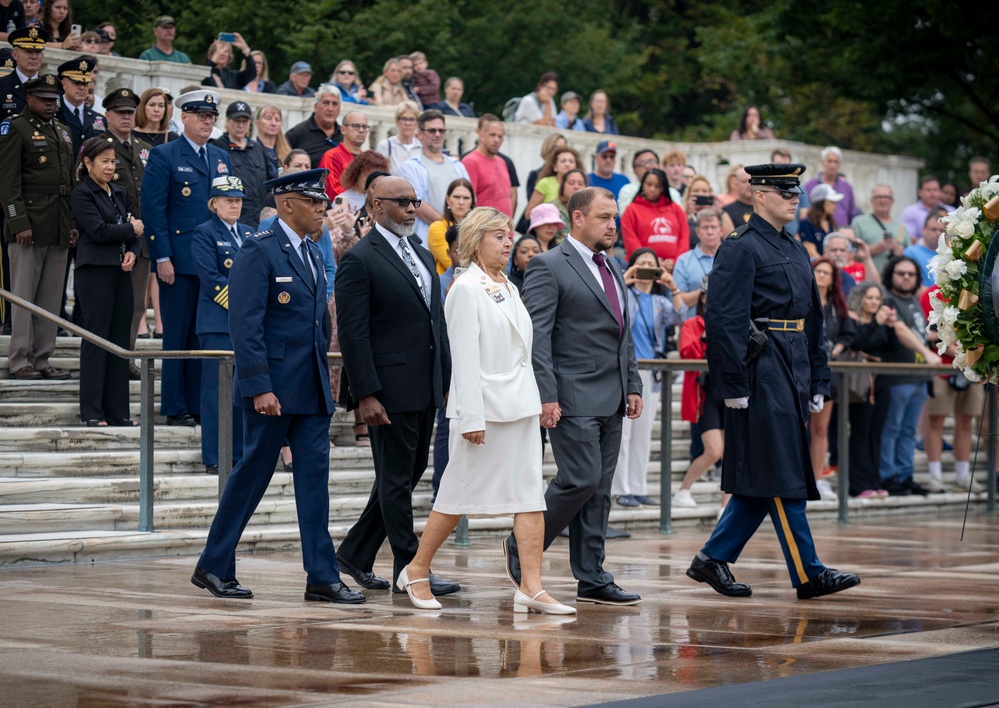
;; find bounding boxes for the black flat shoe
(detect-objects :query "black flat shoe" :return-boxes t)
[686,554,752,597]
[205,465,219,475]
[501,535,521,588]
[167,413,197,427]
[305,582,366,604]
[136,333,151,339]
[191,566,253,599]
[796,568,861,600]
[85,419,108,427]
[336,554,390,590]
[606,526,631,539]
[576,582,642,606]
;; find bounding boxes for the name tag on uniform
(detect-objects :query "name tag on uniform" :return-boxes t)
[217,241,231,246]
[32,140,47,147]
[275,276,293,283]
[177,166,193,173]
[486,284,506,303]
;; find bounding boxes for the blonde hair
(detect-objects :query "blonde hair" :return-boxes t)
[458,207,512,267]
[724,163,745,194]
[687,174,714,195]
[394,100,421,121]
[255,105,292,164]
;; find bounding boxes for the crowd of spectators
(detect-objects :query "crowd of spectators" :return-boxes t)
[0,17,994,507]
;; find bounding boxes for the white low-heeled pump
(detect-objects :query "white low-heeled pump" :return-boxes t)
[397,567,442,610]
[513,589,576,615]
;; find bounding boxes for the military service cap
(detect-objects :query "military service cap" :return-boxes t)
[265,168,330,203]
[175,89,221,114]
[103,87,139,112]
[24,74,61,99]
[0,49,13,79]
[58,58,96,84]
[210,176,246,199]
[745,163,806,195]
[8,26,48,51]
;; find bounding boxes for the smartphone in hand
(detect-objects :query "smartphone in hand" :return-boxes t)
[218,32,237,43]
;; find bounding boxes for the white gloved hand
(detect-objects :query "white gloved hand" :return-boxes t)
[809,394,824,413]
[724,397,749,409]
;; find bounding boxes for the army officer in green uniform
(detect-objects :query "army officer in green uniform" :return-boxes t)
[0,74,75,380]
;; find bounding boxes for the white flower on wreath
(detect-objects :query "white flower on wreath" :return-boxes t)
[928,251,951,276]
[965,367,982,383]
[935,269,951,287]
[953,350,967,370]
[944,259,967,279]
[980,176,999,200]
[937,325,958,349]
[953,220,975,239]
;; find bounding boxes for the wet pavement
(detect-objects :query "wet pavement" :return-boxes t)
[1,513,998,706]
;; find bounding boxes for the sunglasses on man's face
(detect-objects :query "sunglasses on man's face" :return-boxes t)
[376,197,422,208]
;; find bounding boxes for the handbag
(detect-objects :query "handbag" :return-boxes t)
[837,350,878,404]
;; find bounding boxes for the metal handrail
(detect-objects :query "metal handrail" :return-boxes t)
[2,287,994,540]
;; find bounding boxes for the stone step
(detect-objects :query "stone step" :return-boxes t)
[0,492,988,566]
[0,503,125,533]
[0,379,159,402]
[0,335,163,357]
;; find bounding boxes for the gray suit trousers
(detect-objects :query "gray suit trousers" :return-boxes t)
[542,412,624,593]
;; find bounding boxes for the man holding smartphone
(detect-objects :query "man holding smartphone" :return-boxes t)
[850,184,909,272]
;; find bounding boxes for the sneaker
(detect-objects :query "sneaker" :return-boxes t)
[633,495,659,506]
[615,495,641,508]
[816,478,838,501]
[672,488,698,508]
[882,478,911,496]
[953,477,986,494]
[905,478,934,496]
[856,489,880,499]
[926,477,948,493]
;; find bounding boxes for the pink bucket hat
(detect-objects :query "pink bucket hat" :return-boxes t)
[528,203,567,233]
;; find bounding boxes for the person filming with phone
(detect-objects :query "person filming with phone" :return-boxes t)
[611,247,683,508]
[201,34,255,90]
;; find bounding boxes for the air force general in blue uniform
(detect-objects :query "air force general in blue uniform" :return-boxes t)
[141,89,232,426]
[686,164,861,601]
[191,176,252,472]
[192,169,365,604]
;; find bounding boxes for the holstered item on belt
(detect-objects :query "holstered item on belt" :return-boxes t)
[747,318,769,360]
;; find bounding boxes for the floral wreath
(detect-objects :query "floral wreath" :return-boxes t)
[929,176,999,382]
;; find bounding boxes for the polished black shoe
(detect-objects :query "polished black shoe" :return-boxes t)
[337,554,390,590]
[605,526,632,539]
[576,582,642,606]
[305,581,366,604]
[167,413,197,427]
[391,570,461,595]
[905,478,934,496]
[501,535,521,588]
[205,465,218,475]
[686,554,752,597]
[128,364,142,381]
[191,566,253,599]
[796,568,861,600]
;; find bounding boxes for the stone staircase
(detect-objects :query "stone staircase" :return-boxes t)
[0,333,990,567]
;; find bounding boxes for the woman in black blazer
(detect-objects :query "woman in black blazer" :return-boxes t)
[71,137,144,426]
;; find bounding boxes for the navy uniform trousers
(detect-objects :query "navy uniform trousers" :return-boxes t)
[702,495,824,587]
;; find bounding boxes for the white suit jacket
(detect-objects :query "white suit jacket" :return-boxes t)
[444,262,543,433]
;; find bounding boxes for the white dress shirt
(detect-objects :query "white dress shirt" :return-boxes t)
[376,223,433,298]
[565,234,625,313]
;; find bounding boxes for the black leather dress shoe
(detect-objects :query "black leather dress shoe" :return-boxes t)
[686,554,752,597]
[796,568,861,599]
[205,465,219,475]
[391,570,461,595]
[501,535,521,588]
[576,582,642,606]
[337,554,390,590]
[305,581,366,604]
[167,413,197,427]
[191,566,253,599]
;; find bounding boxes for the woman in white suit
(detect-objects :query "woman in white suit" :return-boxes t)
[397,207,575,615]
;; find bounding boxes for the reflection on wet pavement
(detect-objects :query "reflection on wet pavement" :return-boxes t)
[1,513,997,705]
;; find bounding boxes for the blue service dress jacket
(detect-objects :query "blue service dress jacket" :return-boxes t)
[228,221,334,415]
[140,137,232,275]
[191,215,253,336]
[705,213,830,501]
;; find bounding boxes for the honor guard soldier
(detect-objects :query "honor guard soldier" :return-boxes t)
[191,176,251,474]
[56,57,105,155]
[101,87,152,372]
[686,164,861,600]
[0,27,47,122]
[192,169,365,605]
[141,89,232,426]
[0,74,75,380]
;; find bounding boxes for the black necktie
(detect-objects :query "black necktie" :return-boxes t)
[199,146,209,173]
[300,241,315,287]
[231,226,241,247]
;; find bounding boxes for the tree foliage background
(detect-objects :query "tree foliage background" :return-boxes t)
[76,0,998,186]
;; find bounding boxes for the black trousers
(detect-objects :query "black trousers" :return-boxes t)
[76,265,133,423]
[848,385,891,496]
[337,404,435,582]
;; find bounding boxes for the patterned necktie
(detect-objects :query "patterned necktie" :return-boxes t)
[593,252,623,335]
[299,241,315,287]
[398,239,430,306]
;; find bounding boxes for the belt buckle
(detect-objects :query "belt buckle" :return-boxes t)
[795,319,804,332]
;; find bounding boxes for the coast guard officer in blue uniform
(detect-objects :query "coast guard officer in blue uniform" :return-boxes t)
[191,175,252,474]
[141,89,232,426]
[192,169,365,604]
[686,164,861,600]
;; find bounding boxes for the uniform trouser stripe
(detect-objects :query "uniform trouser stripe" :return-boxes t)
[774,497,808,584]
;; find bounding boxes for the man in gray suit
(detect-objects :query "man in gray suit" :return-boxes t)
[503,187,644,605]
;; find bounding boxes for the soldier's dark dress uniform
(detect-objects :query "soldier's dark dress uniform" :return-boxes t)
[686,164,861,600]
